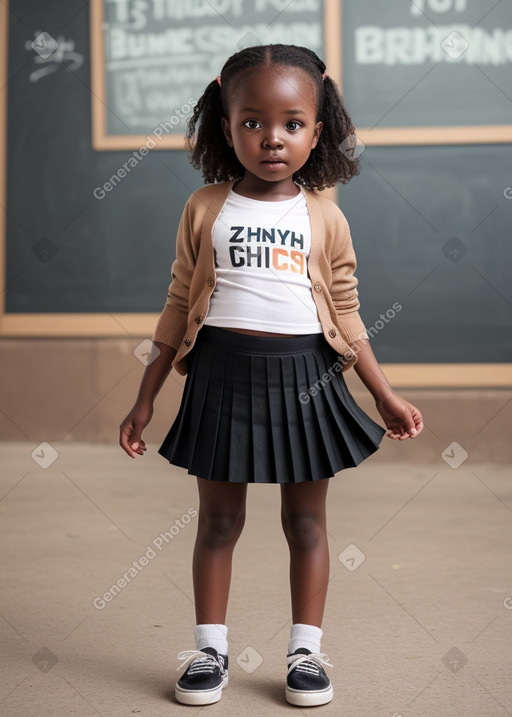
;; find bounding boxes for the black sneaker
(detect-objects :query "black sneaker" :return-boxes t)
[285,647,333,707]
[175,647,228,705]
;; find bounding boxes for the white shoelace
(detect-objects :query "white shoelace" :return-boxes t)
[177,650,224,676]
[287,652,333,677]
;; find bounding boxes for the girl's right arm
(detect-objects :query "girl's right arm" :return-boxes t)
[119,340,177,458]
[120,193,198,457]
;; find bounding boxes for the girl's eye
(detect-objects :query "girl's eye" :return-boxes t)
[287,121,302,131]
[243,120,261,129]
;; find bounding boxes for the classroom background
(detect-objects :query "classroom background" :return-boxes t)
[1,1,511,716]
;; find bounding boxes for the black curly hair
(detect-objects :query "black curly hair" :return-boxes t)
[186,44,360,190]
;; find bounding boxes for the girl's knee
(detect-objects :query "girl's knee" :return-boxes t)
[198,509,246,549]
[281,509,326,549]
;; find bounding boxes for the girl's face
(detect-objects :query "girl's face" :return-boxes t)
[221,65,323,196]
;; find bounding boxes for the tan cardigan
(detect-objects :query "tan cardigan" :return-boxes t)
[153,180,368,375]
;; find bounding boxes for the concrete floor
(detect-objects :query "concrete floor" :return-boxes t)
[1,442,511,716]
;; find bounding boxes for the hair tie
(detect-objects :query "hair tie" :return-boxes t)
[216,75,222,87]
[322,71,328,81]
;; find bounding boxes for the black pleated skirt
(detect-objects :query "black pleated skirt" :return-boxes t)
[158,326,386,483]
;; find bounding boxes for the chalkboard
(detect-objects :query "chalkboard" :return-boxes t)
[2,0,200,323]
[341,143,512,363]
[1,0,511,381]
[90,0,333,149]
[341,0,512,145]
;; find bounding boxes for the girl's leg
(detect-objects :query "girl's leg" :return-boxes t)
[193,477,248,624]
[280,479,330,628]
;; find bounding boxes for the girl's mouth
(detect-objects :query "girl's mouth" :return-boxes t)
[261,159,286,169]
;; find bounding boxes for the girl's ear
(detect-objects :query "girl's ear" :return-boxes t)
[311,120,323,149]
[221,117,234,147]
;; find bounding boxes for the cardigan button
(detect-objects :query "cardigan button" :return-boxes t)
[184,338,192,346]
[207,277,214,287]
[194,316,201,324]
[313,282,322,292]
[328,329,336,338]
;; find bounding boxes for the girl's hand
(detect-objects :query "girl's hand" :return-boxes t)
[119,402,154,458]
[375,392,424,440]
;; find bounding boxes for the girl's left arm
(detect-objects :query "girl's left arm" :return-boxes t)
[326,203,423,439]
[351,337,424,440]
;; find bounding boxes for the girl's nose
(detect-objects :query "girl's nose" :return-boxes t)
[262,130,283,148]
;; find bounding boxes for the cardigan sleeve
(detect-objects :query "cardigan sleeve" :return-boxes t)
[329,208,368,343]
[152,199,196,349]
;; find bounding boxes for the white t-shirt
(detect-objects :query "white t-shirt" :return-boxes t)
[204,186,323,334]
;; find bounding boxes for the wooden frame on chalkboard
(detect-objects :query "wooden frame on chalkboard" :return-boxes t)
[90,0,344,151]
[0,0,510,386]
[338,0,512,146]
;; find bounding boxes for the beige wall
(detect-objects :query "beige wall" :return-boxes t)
[1,338,511,465]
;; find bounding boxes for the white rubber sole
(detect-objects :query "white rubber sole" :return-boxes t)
[285,683,334,707]
[175,674,228,706]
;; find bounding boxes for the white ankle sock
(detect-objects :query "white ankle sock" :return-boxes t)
[194,623,228,656]
[288,623,323,654]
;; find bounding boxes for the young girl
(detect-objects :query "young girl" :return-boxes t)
[120,44,423,708]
